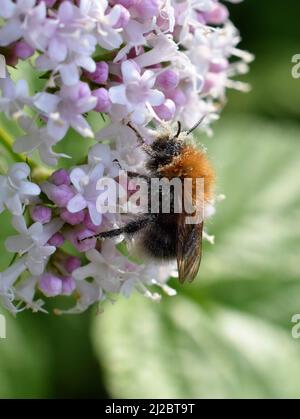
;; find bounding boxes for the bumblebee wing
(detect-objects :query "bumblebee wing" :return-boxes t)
[176,214,203,284]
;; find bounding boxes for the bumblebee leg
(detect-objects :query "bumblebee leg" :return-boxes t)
[94,216,153,240]
[112,161,149,181]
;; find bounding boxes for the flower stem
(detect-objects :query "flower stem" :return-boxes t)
[0,125,27,164]
[0,125,53,180]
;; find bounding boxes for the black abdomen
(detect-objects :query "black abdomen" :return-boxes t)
[140,214,177,260]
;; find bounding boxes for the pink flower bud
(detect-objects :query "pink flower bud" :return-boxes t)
[30,205,52,224]
[48,184,74,207]
[125,261,138,271]
[203,4,229,25]
[3,41,34,66]
[202,73,219,94]
[83,212,99,231]
[13,41,34,60]
[209,58,228,73]
[60,208,85,225]
[61,276,76,296]
[39,273,62,297]
[41,0,57,6]
[156,70,179,91]
[66,227,97,253]
[113,5,130,29]
[92,88,112,113]
[84,61,109,85]
[110,0,134,7]
[50,169,70,186]
[154,99,176,121]
[75,228,97,252]
[127,46,144,60]
[167,89,187,106]
[4,50,18,66]
[195,12,206,24]
[64,256,81,274]
[48,232,65,247]
[133,0,159,19]
[65,81,91,103]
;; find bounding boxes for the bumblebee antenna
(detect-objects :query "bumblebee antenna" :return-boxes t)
[186,114,207,135]
[175,121,182,138]
[127,122,145,146]
[127,122,153,155]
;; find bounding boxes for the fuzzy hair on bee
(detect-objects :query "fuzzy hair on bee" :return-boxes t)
[87,117,215,284]
[145,122,214,202]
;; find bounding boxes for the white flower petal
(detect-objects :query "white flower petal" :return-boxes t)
[9,163,30,181]
[87,203,102,226]
[75,55,96,73]
[109,85,127,105]
[47,117,69,141]
[0,20,23,46]
[60,63,79,86]
[34,92,60,114]
[70,115,94,138]
[0,258,26,290]
[88,144,112,166]
[5,235,32,253]
[108,5,122,26]
[0,0,15,19]
[131,108,147,125]
[89,163,104,182]
[148,89,165,106]
[5,194,23,216]
[67,194,87,213]
[15,79,29,98]
[20,181,41,196]
[28,222,43,239]
[70,167,87,191]
[48,38,68,62]
[72,264,98,281]
[122,60,141,83]
[11,215,28,234]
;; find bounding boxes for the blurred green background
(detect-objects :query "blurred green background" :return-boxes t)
[1,0,300,399]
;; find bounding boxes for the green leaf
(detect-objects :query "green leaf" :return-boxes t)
[92,116,300,398]
[196,117,300,284]
[0,309,51,398]
[93,296,300,398]
[0,211,107,399]
[0,209,51,397]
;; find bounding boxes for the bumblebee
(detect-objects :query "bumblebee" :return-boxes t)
[92,118,214,283]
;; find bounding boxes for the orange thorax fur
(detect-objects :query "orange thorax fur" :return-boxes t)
[158,145,215,202]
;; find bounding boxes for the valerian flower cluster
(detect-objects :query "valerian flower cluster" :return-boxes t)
[0,0,252,315]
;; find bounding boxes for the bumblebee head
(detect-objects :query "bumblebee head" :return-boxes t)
[149,117,204,158]
[127,117,208,174]
[151,133,182,156]
[146,125,184,173]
